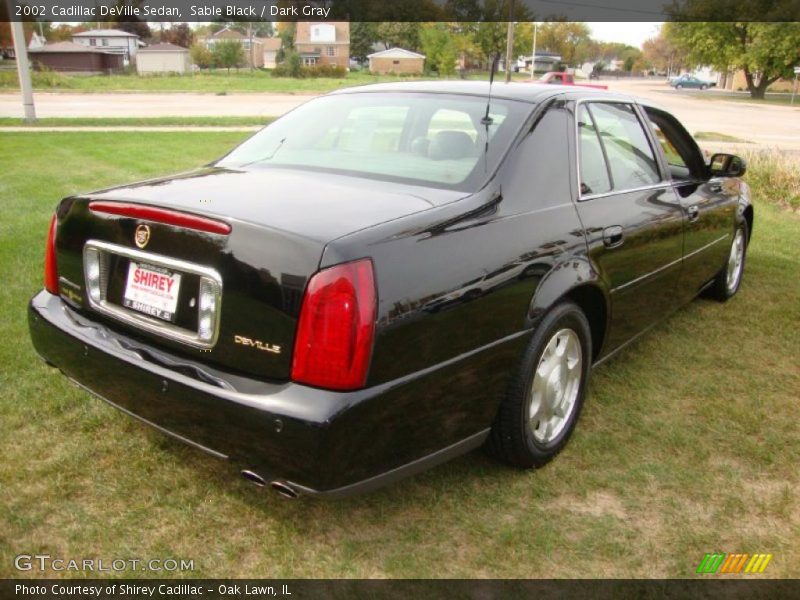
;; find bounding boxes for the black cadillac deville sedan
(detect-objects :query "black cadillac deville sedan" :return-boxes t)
[29,82,753,498]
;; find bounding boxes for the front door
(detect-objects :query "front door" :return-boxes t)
[641,106,736,301]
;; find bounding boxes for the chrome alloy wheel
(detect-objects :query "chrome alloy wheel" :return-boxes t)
[726,228,745,293]
[528,328,583,444]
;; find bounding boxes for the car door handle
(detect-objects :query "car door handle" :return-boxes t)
[602,225,624,248]
[687,205,700,222]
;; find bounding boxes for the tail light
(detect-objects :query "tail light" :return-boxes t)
[291,259,376,391]
[44,214,59,294]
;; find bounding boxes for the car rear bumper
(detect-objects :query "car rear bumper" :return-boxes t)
[29,292,518,497]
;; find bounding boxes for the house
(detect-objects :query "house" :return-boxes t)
[368,48,425,75]
[199,27,264,68]
[71,29,143,66]
[28,41,124,74]
[262,37,281,69]
[517,51,561,73]
[136,43,191,74]
[294,22,350,69]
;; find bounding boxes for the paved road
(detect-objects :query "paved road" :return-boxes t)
[0,91,310,118]
[602,79,800,150]
[1,81,798,150]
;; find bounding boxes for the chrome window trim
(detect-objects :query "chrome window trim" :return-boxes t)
[574,97,668,202]
[82,240,223,349]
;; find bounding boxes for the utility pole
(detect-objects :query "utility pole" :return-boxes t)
[248,23,254,71]
[530,22,537,81]
[504,12,516,82]
[9,16,36,122]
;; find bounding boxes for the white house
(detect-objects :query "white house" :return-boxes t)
[72,29,143,66]
[136,43,191,74]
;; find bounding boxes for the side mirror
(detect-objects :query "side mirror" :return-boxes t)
[708,153,746,178]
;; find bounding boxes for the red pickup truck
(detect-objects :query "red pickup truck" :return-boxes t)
[534,72,608,90]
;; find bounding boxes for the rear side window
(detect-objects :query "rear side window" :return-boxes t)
[578,105,611,196]
[588,103,661,190]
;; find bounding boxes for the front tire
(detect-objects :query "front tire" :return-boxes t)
[488,301,592,468]
[708,222,748,301]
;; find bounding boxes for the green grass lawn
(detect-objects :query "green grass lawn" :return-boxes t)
[1,133,798,578]
[0,69,534,94]
[0,70,419,94]
[694,131,752,144]
[694,91,800,107]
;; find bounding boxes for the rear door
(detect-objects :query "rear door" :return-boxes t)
[641,106,736,301]
[571,100,685,351]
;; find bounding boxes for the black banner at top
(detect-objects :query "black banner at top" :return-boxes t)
[2,0,800,22]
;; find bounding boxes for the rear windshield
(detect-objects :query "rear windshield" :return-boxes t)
[217,92,531,191]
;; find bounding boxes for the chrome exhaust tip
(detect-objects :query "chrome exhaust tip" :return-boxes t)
[241,469,267,487]
[270,480,299,500]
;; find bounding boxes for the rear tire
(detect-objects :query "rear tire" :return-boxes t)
[708,222,748,302]
[488,301,592,468]
[700,84,708,90]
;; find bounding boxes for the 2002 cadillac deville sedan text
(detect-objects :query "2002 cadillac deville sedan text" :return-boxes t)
[29,82,753,498]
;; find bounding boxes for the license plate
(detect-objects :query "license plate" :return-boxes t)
[123,261,182,322]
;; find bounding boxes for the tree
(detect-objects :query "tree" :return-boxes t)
[664,21,800,98]
[664,0,800,98]
[190,44,213,70]
[212,40,245,73]
[536,22,593,67]
[420,24,457,75]
[642,32,687,75]
[49,24,76,42]
[375,23,422,52]
[276,22,295,62]
[164,23,193,48]
[351,22,378,64]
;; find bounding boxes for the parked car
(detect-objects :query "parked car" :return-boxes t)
[29,82,753,498]
[670,74,716,90]
[535,71,608,89]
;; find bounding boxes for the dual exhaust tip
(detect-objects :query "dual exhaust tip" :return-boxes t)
[241,469,299,500]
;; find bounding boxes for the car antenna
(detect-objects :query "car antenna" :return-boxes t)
[481,52,501,126]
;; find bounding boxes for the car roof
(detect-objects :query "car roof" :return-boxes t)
[329,80,636,105]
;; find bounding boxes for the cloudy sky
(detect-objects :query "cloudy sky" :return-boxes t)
[587,22,663,48]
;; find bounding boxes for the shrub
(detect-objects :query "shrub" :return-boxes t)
[302,64,347,78]
[272,58,346,79]
[742,149,800,212]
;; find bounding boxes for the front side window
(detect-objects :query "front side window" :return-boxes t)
[644,106,707,182]
[587,102,661,190]
[218,93,529,191]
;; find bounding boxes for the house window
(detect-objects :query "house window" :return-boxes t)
[326,46,337,57]
[101,39,108,46]
[393,60,400,65]
[89,39,96,46]
[310,24,336,43]
[303,57,317,66]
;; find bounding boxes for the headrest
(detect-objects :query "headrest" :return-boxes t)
[428,130,475,161]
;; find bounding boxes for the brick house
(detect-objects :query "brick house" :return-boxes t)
[200,27,264,68]
[368,48,426,75]
[294,22,350,69]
